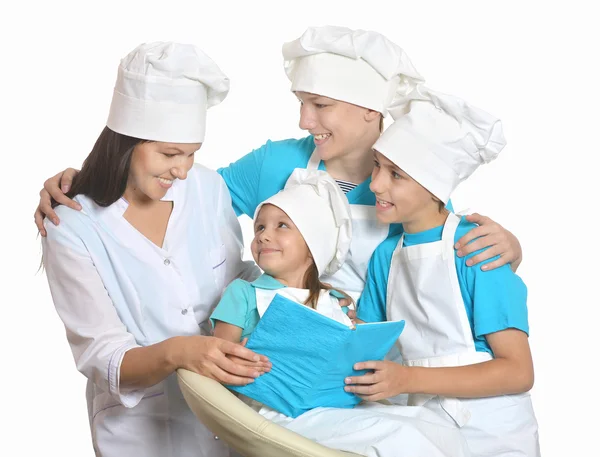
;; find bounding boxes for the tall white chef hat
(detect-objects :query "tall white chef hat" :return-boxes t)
[254,169,352,277]
[373,86,506,204]
[282,25,424,116]
[106,41,230,143]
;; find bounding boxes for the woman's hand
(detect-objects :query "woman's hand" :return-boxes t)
[225,338,271,375]
[34,168,81,236]
[455,213,523,272]
[171,335,270,386]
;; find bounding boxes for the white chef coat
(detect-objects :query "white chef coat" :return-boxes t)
[42,164,259,457]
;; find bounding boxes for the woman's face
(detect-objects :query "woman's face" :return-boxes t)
[296,92,381,163]
[126,141,200,202]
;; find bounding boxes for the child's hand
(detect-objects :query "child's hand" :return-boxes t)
[337,297,356,320]
[226,338,272,374]
[347,308,357,321]
[343,361,411,401]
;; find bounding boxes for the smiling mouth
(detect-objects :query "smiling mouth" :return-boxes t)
[259,248,280,255]
[376,198,395,211]
[158,177,173,187]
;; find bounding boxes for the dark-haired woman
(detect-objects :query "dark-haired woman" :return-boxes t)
[41,41,267,457]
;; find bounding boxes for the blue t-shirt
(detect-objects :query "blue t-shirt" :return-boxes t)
[210,274,346,340]
[217,136,411,237]
[357,217,529,355]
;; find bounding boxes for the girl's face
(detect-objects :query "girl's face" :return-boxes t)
[125,142,200,203]
[251,204,313,282]
[296,91,381,163]
[369,150,443,231]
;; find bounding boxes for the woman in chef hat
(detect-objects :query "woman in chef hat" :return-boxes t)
[210,167,473,457]
[346,86,540,456]
[36,26,522,309]
[41,41,271,457]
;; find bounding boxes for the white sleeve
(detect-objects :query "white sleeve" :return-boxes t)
[42,218,145,408]
[216,176,261,284]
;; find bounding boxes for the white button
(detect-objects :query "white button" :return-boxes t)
[181,309,188,315]
[214,436,219,440]
[164,259,171,266]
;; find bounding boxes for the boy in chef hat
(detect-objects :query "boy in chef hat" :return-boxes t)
[280,24,425,170]
[282,24,424,121]
[347,86,541,456]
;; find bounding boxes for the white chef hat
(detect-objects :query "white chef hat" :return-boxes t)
[106,41,230,143]
[282,25,424,116]
[254,169,352,277]
[373,86,506,204]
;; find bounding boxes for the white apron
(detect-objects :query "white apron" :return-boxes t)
[306,151,388,302]
[255,287,353,326]
[251,287,472,457]
[387,213,540,456]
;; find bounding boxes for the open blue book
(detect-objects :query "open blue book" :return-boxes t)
[229,294,405,418]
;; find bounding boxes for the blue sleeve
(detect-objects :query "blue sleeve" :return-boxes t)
[454,219,529,338]
[210,279,254,330]
[217,144,268,217]
[459,250,529,338]
[217,137,315,218]
[357,236,399,323]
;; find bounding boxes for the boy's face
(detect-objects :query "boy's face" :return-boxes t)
[296,91,381,163]
[251,204,313,278]
[369,150,438,225]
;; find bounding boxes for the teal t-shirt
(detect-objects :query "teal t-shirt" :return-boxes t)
[210,274,347,340]
[357,216,529,355]
[217,136,378,215]
[217,136,454,242]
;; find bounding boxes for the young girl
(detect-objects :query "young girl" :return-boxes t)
[347,86,540,456]
[211,168,473,457]
[211,168,355,344]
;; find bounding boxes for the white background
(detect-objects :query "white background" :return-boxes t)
[3,1,597,455]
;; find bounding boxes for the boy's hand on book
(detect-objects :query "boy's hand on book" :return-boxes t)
[343,360,410,401]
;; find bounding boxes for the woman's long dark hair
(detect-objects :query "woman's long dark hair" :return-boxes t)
[51,127,146,209]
